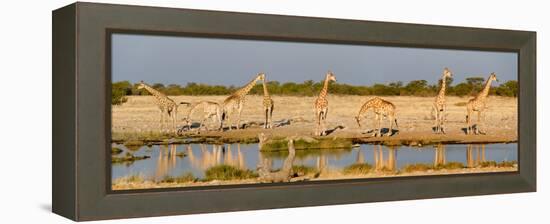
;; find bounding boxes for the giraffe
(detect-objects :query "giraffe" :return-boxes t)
[181,101,222,134]
[221,73,265,130]
[466,72,498,135]
[432,68,453,134]
[313,71,337,136]
[262,77,274,129]
[137,81,179,133]
[355,97,398,137]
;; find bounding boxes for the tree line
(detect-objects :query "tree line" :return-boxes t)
[112,77,517,105]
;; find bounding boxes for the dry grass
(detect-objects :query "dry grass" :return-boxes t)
[112,165,518,190]
[204,165,258,181]
[113,95,517,141]
[343,163,373,174]
[160,173,197,183]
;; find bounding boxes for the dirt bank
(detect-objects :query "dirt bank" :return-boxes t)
[112,166,517,190]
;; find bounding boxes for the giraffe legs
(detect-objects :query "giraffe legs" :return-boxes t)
[235,101,244,130]
[433,104,446,134]
[476,110,486,135]
[159,109,166,133]
[466,108,472,135]
[314,108,322,136]
[264,105,274,129]
[264,108,270,129]
[385,115,394,137]
[268,105,274,129]
[432,104,440,134]
[223,112,230,131]
[321,108,328,136]
[172,106,178,134]
[216,112,223,131]
[440,105,446,134]
[197,115,210,134]
[374,114,382,137]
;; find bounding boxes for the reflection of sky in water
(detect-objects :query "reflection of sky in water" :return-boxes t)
[112,143,517,180]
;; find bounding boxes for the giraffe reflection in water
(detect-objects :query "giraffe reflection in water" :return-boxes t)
[373,145,397,172]
[434,144,446,166]
[466,144,486,167]
[111,141,517,185]
[186,144,247,170]
[155,144,178,181]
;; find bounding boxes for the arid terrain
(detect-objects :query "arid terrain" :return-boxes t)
[112,95,517,190]
[112,95,517,144]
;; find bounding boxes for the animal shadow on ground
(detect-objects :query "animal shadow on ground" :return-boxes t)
[177,122,202,134]
[324,125,345,136]
[241,119,293,129]
[431,126,447,133]
[461,124,485,135]
[361,128,399,136]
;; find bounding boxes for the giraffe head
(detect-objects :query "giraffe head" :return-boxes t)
[489,72,498,82]
[443,67,453,78]
[355,116,362,128]
[137,80,146,89]
[257,73,266,81]
[326,71,337,82]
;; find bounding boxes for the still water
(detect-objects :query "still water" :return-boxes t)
[112,143,517,181]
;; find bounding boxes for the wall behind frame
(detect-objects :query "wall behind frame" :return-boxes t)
[0,0,546,224]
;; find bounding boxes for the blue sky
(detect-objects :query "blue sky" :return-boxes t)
[112,33,517,86]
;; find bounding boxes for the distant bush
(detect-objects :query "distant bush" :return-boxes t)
[112,78,517,98]
[111,81,132,105]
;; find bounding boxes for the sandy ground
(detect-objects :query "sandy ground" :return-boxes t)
[112,166,517,190]
[112,95,517,143]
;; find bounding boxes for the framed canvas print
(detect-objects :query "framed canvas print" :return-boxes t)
[52,2,536,221]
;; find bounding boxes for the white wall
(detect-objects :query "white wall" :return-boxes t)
[0,0,546,223]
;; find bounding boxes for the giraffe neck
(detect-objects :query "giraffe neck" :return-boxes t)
[438,75,447,97]
[262,80,270,97]
[359,104,370,116]
[235,76,260,97]
[319,77,330,99]
[360,99,376,115]
[477,78,494,99]
[142,84,169,104]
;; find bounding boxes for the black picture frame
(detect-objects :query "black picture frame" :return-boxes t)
[53,2,536,221]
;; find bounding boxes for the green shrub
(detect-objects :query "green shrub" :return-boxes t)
[403,163,433,173]
[292,165,318,175]
[479,160,517,168]
[111,147,123,155]
[114,174,145,183]
[160,173,196,183]
[343,163,373,174]
[497,161,517,168]
[112,81,132,105]
[435,162,465,170]
[204,165,258,181]
[479,161,498,168]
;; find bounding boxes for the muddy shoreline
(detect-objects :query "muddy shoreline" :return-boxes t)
[112,166,517,190]
[112,127,517,147]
